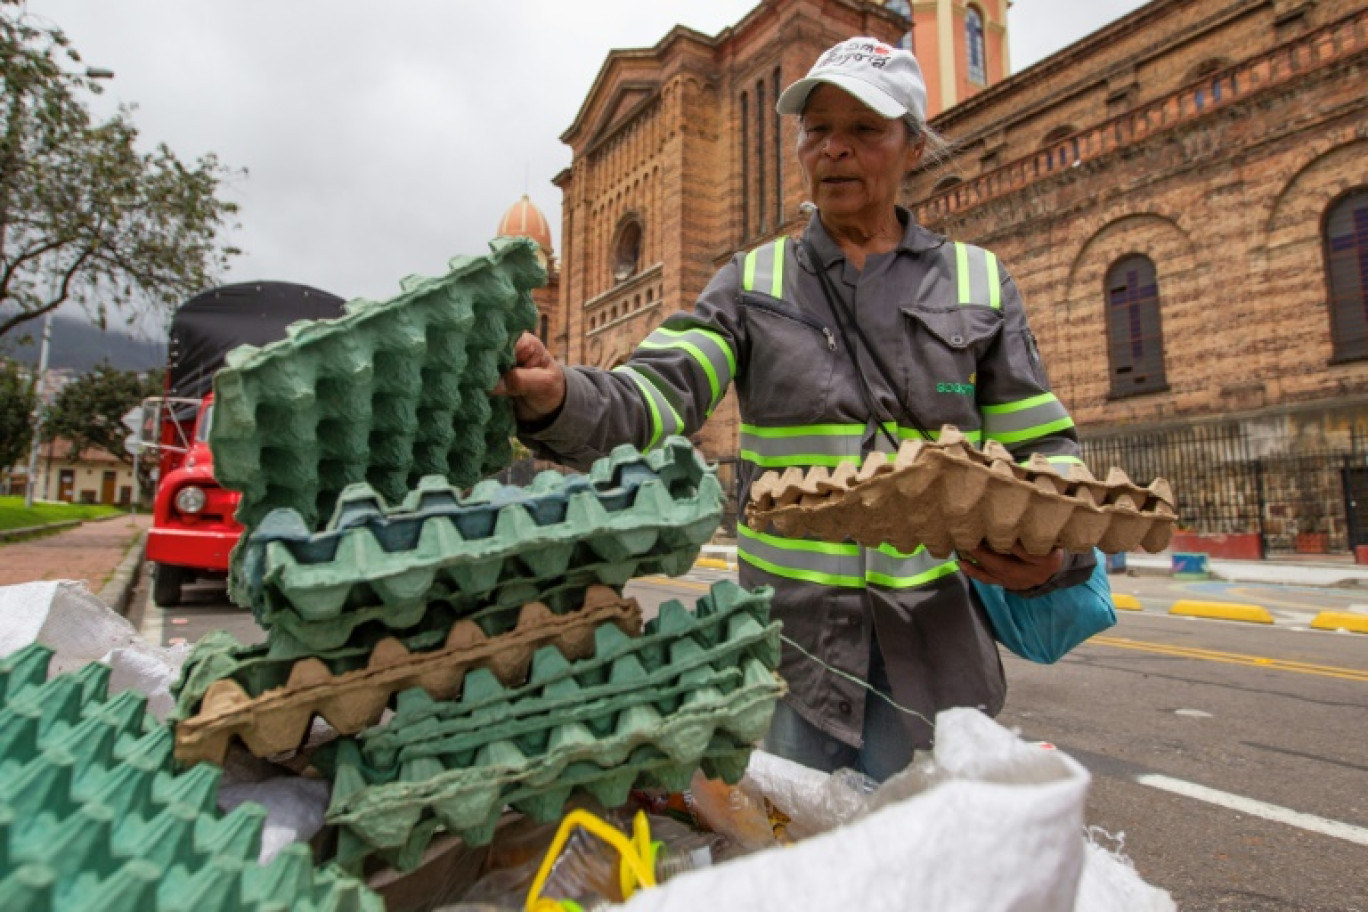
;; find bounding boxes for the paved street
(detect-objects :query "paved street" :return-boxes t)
[0,514,149,588]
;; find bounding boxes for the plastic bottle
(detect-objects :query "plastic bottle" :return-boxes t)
[532,813,714,911]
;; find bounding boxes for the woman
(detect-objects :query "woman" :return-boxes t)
[495,37,1097,780]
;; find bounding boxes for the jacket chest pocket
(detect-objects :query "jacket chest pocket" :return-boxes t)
[902,304,1003,427]
[739,293,836,424]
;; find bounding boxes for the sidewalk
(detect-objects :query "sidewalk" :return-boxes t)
[704,543,1368,588]
[0,514,150,600]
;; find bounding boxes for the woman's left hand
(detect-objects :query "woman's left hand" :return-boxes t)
[958,543,1063,592]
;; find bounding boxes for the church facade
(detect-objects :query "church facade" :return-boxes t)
[548,0,1368,552]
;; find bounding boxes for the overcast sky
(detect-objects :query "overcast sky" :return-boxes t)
[31,0,1146,339]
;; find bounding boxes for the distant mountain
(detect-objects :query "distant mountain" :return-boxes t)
[0,311,166,373]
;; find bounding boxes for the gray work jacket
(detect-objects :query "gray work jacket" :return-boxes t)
[523,209,1094,748]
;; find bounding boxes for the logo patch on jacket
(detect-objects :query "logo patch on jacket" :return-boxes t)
[937,372,975,396]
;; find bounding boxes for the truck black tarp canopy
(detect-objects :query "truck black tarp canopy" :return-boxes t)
[167,281,346,400]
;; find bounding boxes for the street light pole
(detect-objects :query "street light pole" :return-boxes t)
[22,312,53,508]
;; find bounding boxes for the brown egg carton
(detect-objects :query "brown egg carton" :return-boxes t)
[174,586,643,766]
[746,426,1176,558]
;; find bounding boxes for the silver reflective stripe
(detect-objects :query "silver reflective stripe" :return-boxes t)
[742,237,787,297]
[737,523,866,588]
[638,326,737,414]
[740,422,865,468]
[739,524,961,591]
[954,242,1002,309]
[613,364,683,450]
[981,392,1075,446]
[865,545,961,589]
[739,422,986,468]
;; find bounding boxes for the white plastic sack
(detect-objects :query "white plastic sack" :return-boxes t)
[219,778,331,864]
[621,708,1174,912]
[0,579,189,718]
[0,580,140,674]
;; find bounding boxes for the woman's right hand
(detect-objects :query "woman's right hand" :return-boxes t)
[491,331,568,423]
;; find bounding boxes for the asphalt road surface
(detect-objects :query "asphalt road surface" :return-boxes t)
[132,566,1368,910]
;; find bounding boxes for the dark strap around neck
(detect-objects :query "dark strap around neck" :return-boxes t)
[801,238,933,449]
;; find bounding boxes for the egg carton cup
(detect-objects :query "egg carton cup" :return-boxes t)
[230,439,721,651]
[351,581,780,768]
[173,586,643,767]
[746,426,1177,557]
[211,236,543,532]
[0,645,380,912]
[312,580,781,870]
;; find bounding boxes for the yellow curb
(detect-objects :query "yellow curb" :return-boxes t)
[1169,600,1274,624]
[1113,594,1142,611]
[1310,611,1368,634]
[694,557,734,571]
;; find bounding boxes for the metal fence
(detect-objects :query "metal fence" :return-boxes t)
[1081,423,1368,555]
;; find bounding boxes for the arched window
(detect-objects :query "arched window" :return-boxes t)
[611,218,642,283]
[966,5,987,86]
[1106,255,1167,395]
[1326,189,1368,361]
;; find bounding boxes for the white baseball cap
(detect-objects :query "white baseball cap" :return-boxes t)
[776,37,928,125]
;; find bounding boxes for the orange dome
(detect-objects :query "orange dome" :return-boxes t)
[497,194,553,255]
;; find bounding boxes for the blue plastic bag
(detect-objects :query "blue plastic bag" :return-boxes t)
[970,549,1117,664]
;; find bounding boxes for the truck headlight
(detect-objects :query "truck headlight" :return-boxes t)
[175,485,207,515]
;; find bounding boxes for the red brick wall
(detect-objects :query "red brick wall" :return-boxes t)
[904,0,1368,445]
[555,0,906,463]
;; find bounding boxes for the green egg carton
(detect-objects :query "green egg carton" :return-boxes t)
[211,236,543,532]
[230,438,722,650]
[314,581,783,870]
[0,645,382,911]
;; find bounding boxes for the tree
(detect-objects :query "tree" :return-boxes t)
[0,356,33,470]
[42,363,160,474]
[0,1,241,339]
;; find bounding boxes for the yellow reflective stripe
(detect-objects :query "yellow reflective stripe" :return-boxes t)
[956,242,971,303]
[741,422,866,438]
[740,450,861,469]
[738,549,866,588]
[866,560,961,589]
[980,393,1057,415]
[985,250,1001,310]
[737,523,865,588]
[897,425,983,445]
[740,522,859,556]
[613,365,682,451]
[638,326,737,417]
[743,248,759,292]
[989,417,1077,445]
[770,237,787,298]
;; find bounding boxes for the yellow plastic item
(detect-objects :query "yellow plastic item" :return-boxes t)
[525,809,661,912]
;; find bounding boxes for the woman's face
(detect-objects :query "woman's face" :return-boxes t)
[797,84,924,230]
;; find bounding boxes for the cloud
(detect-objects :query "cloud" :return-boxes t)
[30,0,1144,306]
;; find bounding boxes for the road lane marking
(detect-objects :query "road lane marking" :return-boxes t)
[1135,774,1368,847]
[1090,636,1368,682]
[634,576,714,592]
[139,592,164,646]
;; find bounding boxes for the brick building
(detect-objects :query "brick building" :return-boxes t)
[552,0,1368,551]
[908,0,1368,553]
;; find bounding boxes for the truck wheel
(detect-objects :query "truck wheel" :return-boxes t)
[153,563,185,607]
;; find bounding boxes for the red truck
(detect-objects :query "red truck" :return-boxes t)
[141,282,344,606]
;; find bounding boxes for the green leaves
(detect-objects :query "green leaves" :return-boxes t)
[41,363,161,469]
[0,357,35,470]
[0,2,241,339]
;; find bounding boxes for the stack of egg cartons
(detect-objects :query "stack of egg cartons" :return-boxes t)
[170,238,784,873]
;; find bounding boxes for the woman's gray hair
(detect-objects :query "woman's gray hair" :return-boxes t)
[905,116,954,169]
